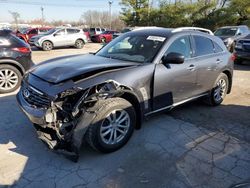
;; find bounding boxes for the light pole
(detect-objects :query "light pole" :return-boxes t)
[108,0,113,30]
[41,6,44,26]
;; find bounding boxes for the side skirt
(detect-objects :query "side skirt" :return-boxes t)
[144,93,209,117]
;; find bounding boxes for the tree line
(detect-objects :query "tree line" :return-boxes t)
[120,0,250,30]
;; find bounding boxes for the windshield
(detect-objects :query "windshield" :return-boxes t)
[214,28,237,36]
[43,28,56,35]
[102,31,110,34]
[96,34,167,63]
[19,28,30,34]
[121,28,132,33]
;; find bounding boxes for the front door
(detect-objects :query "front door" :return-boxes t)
[153,35,197,110]
[53,29,67,47]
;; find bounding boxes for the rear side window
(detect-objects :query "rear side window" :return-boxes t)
[67,29,80,34]
[194,35,214,56]
[96,28,100,31]
[213,42,223,53]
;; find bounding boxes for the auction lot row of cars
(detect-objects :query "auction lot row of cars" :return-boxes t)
[0,25,249,161]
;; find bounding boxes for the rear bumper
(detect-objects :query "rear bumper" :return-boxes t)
[235,50,250,61]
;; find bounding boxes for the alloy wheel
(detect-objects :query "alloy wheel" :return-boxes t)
[214,78,227,102]
[43,41,52,50]
[100,109,130,145]
[75,40,83,48]
[0,69,19,91]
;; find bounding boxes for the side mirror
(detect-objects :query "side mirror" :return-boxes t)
[237,32,242,36]
[53,33,61,37]
[162,52,185,65]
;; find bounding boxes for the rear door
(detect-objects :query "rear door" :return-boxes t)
[153,35,197,110]
[66,29,80,45]
[191,35,222,95]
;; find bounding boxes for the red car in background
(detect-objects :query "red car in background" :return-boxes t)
[91,30,118,43]
[16,27,52,43]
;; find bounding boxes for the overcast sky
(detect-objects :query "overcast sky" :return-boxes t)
[0,0,121,22]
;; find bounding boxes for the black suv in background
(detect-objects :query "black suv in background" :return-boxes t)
[17,28,234,161]
[234,34,250,64]
[214,25,250,52]
[0,30,33,93]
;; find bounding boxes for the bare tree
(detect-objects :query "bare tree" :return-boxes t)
[8,11,20,29]
[80,10,124,30]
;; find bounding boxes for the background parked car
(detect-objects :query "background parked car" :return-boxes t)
[82,28,91,41]
[91,30,118,43]
[16,27,52,43]
[0,30,33,93]
[112,28,134,39]
[89,27,106,36]
[29,28,88,51]
[214,25,250,52]
[234,34,250,64]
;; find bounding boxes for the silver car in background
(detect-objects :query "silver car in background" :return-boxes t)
[29,28,88,51]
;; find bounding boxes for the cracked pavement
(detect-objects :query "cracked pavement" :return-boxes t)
[0,46,249,188]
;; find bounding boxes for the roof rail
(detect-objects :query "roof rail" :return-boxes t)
[172,27,214,35]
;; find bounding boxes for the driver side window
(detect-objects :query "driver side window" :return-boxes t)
[55,29,65,36]
[165,36,191,59]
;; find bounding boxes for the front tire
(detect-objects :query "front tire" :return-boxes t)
[205,73,229,106]
[42,41,53,51]
[85,98,136,153]
[0,64,22,93]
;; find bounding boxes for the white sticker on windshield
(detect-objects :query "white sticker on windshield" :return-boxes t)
[147,36,166,42]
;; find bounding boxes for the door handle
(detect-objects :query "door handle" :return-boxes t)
[187,64,195,71]
[216,59,222,64]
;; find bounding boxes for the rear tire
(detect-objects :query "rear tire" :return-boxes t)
[75,39,84,49]
[0,64,22,93]
[205,73,229,106]
[85,97,135,153]
[42,41,53,51]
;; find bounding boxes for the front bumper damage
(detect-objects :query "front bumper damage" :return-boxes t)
[16,80,124,162]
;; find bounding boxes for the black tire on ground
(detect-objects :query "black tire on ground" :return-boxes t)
[42,41,53,51]
[0,64,22,94]
[75,39,84,49]
[205,73,229,106]
[85,97,136,153]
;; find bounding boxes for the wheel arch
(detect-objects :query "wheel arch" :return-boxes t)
[120,90,142,129]
[42,39,54,47]
[222,69,232,94]
[76,38,85,43]
[0,59,25,75]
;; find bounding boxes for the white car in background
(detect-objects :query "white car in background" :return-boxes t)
[29,28,88,51]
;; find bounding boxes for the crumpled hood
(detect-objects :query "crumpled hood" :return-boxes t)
[30,54,138,84]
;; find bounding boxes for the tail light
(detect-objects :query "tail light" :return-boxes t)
[231,53,236,62]
[12,47,30,53]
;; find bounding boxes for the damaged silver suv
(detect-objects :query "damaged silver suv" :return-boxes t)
[17,27,234,161]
